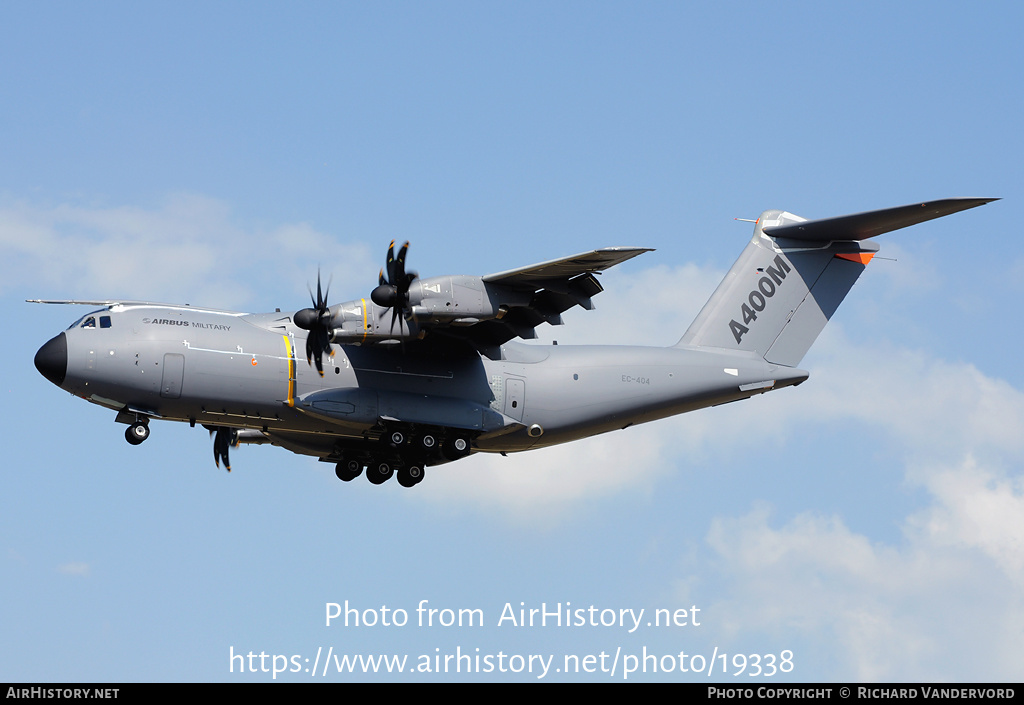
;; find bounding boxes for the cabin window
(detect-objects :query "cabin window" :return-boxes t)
[100,316,112,328]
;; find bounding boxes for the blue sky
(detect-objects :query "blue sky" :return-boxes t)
[2,1,1022,682]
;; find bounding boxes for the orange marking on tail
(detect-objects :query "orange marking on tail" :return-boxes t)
[836,252,875,264]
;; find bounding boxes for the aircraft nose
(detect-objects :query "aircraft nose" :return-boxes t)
[34,332,67,387]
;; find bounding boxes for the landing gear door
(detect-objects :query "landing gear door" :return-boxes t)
[504,377,525,422]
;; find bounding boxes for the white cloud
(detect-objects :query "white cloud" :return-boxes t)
[57,562,90,577]
[913,456,1024,586]
[1,195,373,309]
[692,342,1024,681]
[702,479,1024,681]
[418,422,673,524]
[532,262,725,348]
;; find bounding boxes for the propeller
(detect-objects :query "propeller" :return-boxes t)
[370,240,417,337]
[293,271,333,376]
[208,426,239,472]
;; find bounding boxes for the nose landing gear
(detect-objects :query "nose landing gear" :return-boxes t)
[124,421,150,445]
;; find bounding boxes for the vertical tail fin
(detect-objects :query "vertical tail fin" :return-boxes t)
[677,198,996,367]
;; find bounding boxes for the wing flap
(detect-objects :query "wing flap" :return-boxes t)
[445,247,651,347]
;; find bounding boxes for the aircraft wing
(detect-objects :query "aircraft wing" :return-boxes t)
[328,246,653,352]
[455,247,652,347]
[482,247,653,285]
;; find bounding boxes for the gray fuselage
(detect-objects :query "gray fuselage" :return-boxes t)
[46,303,807,461]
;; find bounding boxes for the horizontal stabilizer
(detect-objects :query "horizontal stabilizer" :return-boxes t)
[763,198,997,241]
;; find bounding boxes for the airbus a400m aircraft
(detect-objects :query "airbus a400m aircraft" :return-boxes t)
[32,198,993,488]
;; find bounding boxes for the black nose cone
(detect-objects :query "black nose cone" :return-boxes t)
[35,333,67,387]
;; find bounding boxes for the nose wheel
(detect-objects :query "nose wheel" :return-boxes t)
[124,421,150,445]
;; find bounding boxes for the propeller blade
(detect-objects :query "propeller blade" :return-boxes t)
[390,305,401,337]
[319,278,330,313]
[209,426,238,472]
[305,328,330,376]
[385,240,397,285]
[395,241,409,280]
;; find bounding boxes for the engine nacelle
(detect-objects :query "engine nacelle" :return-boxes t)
[235,429,270,445]
[320,276,532,343]
[407,275,528,323]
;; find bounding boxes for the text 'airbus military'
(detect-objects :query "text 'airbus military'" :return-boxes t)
[31,199,995,488]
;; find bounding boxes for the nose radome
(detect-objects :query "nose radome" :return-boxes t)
[34,332,67,387]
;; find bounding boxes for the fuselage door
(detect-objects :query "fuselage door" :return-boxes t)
[504,376,526,422]
[161,353,185,399]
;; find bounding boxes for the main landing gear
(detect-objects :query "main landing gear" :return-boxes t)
[337,457,426,488]
[332,429,472,489]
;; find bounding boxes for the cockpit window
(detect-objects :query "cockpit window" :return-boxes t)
[65,310,109,330]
